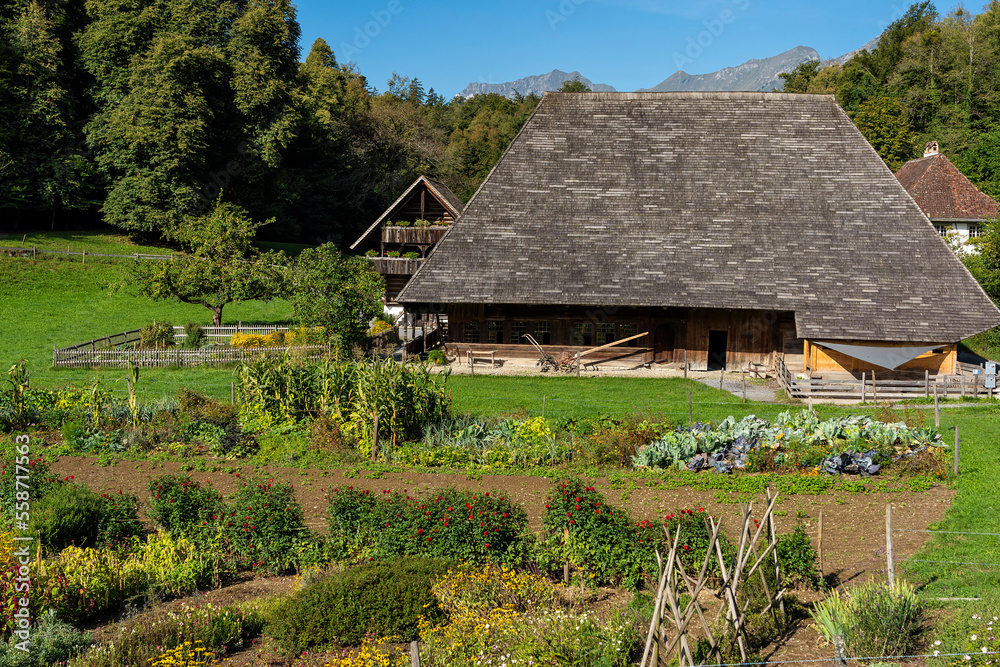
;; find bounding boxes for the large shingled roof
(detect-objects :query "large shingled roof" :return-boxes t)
[895,152,998,221]
[399,92,1000,342]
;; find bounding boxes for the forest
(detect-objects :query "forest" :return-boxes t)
[1,0,998,246]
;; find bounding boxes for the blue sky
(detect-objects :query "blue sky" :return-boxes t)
[293,1,952,97]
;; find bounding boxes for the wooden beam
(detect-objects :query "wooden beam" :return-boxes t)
[577,331,649,358]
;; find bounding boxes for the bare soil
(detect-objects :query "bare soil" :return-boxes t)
[50,455,955,665]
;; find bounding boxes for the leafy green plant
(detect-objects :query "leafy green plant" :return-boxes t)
[326,486,530,566]
[402,251,420,259]
[539,478,662,589]
[386,250,401,257]
[97,490,146,549]
[29,482,105,553]
[427,349,446,365]
[776,523,824,590]
[147,474,223,540]
[221,478,311,574]
[266,557,453,652]
[183,322,207,348]
[0,610,93,666]
[811,579,922,659]
[139,321,175,349]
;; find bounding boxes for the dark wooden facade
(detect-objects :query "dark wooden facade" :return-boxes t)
[350,176,464,305]
[442,304,796,370]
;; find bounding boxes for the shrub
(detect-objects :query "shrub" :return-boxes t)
[402,251,420,259]
[0,455,56,529]
[140,321,175,349]
[97,490,146,549]
[221,478,311,574]
[266,558,453,652]
[776,523,823,590]
[0,610,93,667]
[368,320,394,336]
[69,599,262,667]
[811,579,922,659]
[326,486,530,566]
[420,564,637,667]
[539,478,662,589]
[263,331,285,347]
[29,482,105,553]
[426,349,446,365]
[229,333,268,348]
[183,322,207,348]
[147,475,223,540]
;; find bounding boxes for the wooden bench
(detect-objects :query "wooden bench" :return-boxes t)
[467,350,500,367]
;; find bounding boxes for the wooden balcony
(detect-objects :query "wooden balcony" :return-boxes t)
[369,257,422,276]
[381,226,449,245]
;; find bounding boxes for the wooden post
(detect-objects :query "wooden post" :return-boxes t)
[542,395,546,420]
[974,373,980,398]
[872,370,877,403]
[563,527,571,584]
[20,234,25,247]
[954,426,960,477]
[688,391,692,426]
[817,509,824,577]
[230,382,235,405]
[861,372,866,403]
[741,368,746,402]
[82,250,86,264]
[962,373,966,398]
[683,349,688,378]
[718,369,724,390]
[808,394,813,411]
[925,370,930,398]
[410,641,420,667]
[934,385,940,427]
[470,351,474,376]
[372,413,379,462]
[576,353,581,377]
[886,503,895,590]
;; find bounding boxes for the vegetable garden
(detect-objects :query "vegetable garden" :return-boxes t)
[0,354,995,667]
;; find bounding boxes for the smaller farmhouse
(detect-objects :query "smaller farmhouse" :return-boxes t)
[896,141,998,242]
[350,176,464,309]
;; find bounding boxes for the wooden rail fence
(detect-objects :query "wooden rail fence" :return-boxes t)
[53,345,327,369]
[775,355,995,401]
[53,325,309,368]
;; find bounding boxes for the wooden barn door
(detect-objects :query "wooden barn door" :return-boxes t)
[654,325,675,364]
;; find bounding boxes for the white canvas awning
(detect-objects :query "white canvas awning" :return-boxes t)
[814,341,945,370]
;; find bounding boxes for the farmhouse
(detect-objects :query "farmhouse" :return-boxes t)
[350,175,464,310]
[896,141,998,243]
[398,92,1000,375]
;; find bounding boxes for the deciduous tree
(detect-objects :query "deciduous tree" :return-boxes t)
[128,201,286,325]
[288,244,383,353]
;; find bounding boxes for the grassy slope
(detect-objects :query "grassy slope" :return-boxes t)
[0,254,293,400]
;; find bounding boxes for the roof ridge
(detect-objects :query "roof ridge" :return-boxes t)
[544,91,837,101]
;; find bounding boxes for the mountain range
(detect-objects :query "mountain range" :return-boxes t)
[456,37,880,99]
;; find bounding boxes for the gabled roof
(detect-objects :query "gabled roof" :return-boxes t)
[349,176,464,250]
[399,91,1000,343]
[895,153,998,221]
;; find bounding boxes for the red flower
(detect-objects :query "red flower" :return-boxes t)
[418,529,424,535]
[570,519,576,524]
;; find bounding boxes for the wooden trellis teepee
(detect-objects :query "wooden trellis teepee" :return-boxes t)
[640,490,786,667]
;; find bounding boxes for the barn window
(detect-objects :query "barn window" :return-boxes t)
[487,321,504,344]
[510,321,528,343]
[464,320,480,343]
[620,323,638,346]
[596,323,616,345]
[969,224,982,238]
[935,225,948,237]
[533,321,551,345]
[573,323,593,346]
